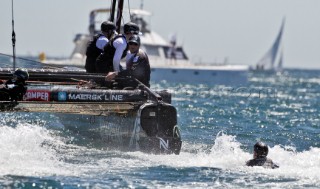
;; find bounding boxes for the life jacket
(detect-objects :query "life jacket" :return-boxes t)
[119,49,151,87]
[86,33,104,58]
[106,34,128,57]
[99,34,128,71]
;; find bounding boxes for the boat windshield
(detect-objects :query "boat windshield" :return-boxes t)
[130,13,150,33]
[143,45,188,60]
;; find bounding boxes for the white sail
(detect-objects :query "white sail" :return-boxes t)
[256,18,285,71]
[277,50,283,71]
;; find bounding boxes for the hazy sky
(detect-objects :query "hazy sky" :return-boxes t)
[0,0,319,69]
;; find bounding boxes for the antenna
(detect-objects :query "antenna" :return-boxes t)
[11,0,16,70]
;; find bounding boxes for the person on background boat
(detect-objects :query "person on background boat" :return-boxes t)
[0,68,29,101]
[246,141,279,169]
[167,33,177,64]
[88,11,96,35]
[106,35,150,87]
[95,22,140,74]
[85,21,116,73]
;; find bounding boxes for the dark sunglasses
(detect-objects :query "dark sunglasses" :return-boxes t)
[128,42,139,46]
[125,31,139,35]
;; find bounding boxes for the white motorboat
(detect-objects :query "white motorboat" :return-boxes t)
[41,5,248,86]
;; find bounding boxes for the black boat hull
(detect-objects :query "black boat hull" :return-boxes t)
[45,102,181,154]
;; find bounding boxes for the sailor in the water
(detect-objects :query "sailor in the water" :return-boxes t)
[246,142,279,169]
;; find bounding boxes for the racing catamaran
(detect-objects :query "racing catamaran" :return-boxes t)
[0,0,182,154]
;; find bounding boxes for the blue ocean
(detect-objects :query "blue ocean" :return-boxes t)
[0,57,319,188]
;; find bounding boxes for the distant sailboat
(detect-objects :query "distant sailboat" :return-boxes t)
[254,18,285,72]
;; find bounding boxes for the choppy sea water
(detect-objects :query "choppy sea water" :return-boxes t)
[0,57,319,188]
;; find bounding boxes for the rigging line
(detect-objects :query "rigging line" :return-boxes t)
[121,14,125,26]
[11,0,16,70]
[127,0,132,20]
[0,52,44,65]
[0,52,69,70]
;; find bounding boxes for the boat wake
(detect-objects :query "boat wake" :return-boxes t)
[0,121,70,176]
[127,133,320,187]
[1,115,319,188]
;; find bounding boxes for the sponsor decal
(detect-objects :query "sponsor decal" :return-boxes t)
[157,137,169,151]
[58,92,67,101]
[67,93,123,101]
[24,90,50,101]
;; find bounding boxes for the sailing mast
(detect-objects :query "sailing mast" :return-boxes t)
[11,0,16,70]
[115,0,124,33]
[109,0,117,22]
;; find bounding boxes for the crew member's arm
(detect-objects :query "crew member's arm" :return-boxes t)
[269,159,280,169]
[105,71,118,81]
[96,36,109,50]
[246,159,254,166]
[105,49,130,81]
[119,53,151,86]
[112,38,127,72]
[106,51,150,84]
